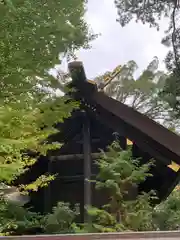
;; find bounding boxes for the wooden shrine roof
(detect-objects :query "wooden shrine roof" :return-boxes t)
[66,61,180,200]
[68,61,180,166]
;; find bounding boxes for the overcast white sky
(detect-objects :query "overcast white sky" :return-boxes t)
[60,0,169,79]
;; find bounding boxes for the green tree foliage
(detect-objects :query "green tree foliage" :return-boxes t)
[0,198,42,235]
[44,202,79,234]
[0,0,96,99]
[0,200,79,235]
[153,189,180,230]
[0,0,96,212]
[2,143,180,235]
[81,142,156,232]
[81,143,180,232]
[114,0,179,70]
[114,0,180,117]
[0,98,74,186]
[95,58,180,130]
[161,72,180,118]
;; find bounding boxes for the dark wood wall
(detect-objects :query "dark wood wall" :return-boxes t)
[44,113,118,221]
[19,111,178,222]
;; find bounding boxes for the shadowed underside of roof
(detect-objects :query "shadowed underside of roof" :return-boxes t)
[93,91,180,161]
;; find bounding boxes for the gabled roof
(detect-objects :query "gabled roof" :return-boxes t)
[68,61,180,166]
[67,61,180,200]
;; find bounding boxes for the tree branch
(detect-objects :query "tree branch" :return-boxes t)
[171,0,180,71]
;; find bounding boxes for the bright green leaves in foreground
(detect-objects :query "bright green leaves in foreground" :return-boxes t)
[0,0,93,189]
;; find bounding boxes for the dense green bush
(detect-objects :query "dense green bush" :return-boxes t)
[1,143,180,235]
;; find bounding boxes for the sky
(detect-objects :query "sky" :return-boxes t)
[59,0,169,80]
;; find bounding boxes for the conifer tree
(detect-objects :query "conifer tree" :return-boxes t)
[83,142,156,232]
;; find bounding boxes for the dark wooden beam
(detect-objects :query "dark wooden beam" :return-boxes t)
[56,174,97,181]
[83,113,92,223]
[50,153,100,161]
[76,138,101,144]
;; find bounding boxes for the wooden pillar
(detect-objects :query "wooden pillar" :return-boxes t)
[44,159,52,212]
[82,113,91,222]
